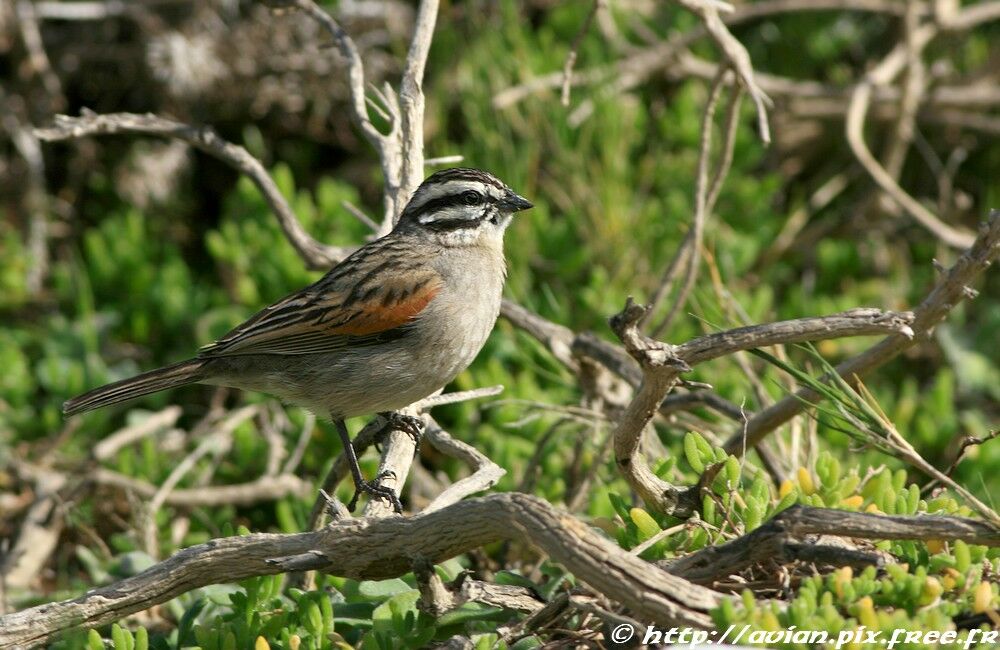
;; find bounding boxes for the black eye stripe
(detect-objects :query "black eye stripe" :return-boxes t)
[397,168,515,229]
[404,192,496,220]
[422,217,482,231]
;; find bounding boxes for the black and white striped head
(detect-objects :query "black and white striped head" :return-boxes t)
[396,168,533,247]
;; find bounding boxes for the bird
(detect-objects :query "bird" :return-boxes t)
[63,167,533,513]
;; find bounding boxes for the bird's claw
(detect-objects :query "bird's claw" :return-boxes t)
[378,412,426,451]
[347,470,402,514]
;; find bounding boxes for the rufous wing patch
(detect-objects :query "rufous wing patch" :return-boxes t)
[329,276,441,336]
[199,272,442,356]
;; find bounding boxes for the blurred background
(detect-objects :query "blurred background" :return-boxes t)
[1,0,998,645]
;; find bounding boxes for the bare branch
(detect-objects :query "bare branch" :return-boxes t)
[669,0,770,143]
[92,469,311,507]
[143,406,256,556]
[34,112,348,269]
[92,406,182,461]
[415,558,545,617]
[14,0,64,107]
[282,411,317,475]
[880,1,925,185]
[844,22,975,249]
[414,385,504,409]
[495,2,1000,143]
[424,154,465,166]
[341,199,379,233]
[663,504,999,584]
[500,298,578,371]
[288,1,386,150]
[648,72,741,336]
[0,467,65,589]
[752,171,855,271]
[0,88,51,296]
[0,493,723,646]
[34,1,130,20]
[394,0,439,223]
[675,309,915,364]
[362,410,419,519]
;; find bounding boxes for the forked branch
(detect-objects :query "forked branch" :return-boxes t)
[609,302,917,516]
[284,0,438,231]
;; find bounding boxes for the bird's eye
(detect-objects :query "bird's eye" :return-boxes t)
[461,190,482,206]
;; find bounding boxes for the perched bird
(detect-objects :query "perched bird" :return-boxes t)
[64,168,533,513]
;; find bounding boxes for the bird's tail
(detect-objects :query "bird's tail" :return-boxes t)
[63,358,206,416]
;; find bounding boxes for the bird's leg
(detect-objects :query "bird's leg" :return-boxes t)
[377,411,426,452]
[333,418,403,514]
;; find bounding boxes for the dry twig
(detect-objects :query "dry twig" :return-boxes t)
[0,467,65,590]
[282,0,438,232]
[142,406,257,556]
[648,72,743,336]
[92,406,182,461]
[844,22,975,249]
[422,417,507,513]
[92,469,312,507]
[560,0,605,107]
[0,88,51,295]
[669,0,771,143]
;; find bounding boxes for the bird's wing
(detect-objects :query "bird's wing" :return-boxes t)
[199,245,443,357]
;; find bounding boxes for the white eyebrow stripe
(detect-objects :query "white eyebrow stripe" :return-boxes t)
[406,179,500,214]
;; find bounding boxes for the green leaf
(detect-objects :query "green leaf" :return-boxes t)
[629,507,660,541]
[176,597,207,650]
[954,540,971,573]
[358,578,412,600]
[110,624,126,650]
[684,432,705,473]
[725,456,741,487]
[88,629,105,650]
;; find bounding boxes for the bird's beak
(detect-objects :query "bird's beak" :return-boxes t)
[501,190,533,212]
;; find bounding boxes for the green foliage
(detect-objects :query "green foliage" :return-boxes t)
[713,561,999,650]
[4,0,999,645]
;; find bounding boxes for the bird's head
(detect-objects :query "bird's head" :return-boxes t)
[396,168,533,248]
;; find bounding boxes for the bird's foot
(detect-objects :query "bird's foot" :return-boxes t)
[377,412,425,451]
[347,470,402,514]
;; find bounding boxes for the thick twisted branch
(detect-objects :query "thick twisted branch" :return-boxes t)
[0,493,722,647]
